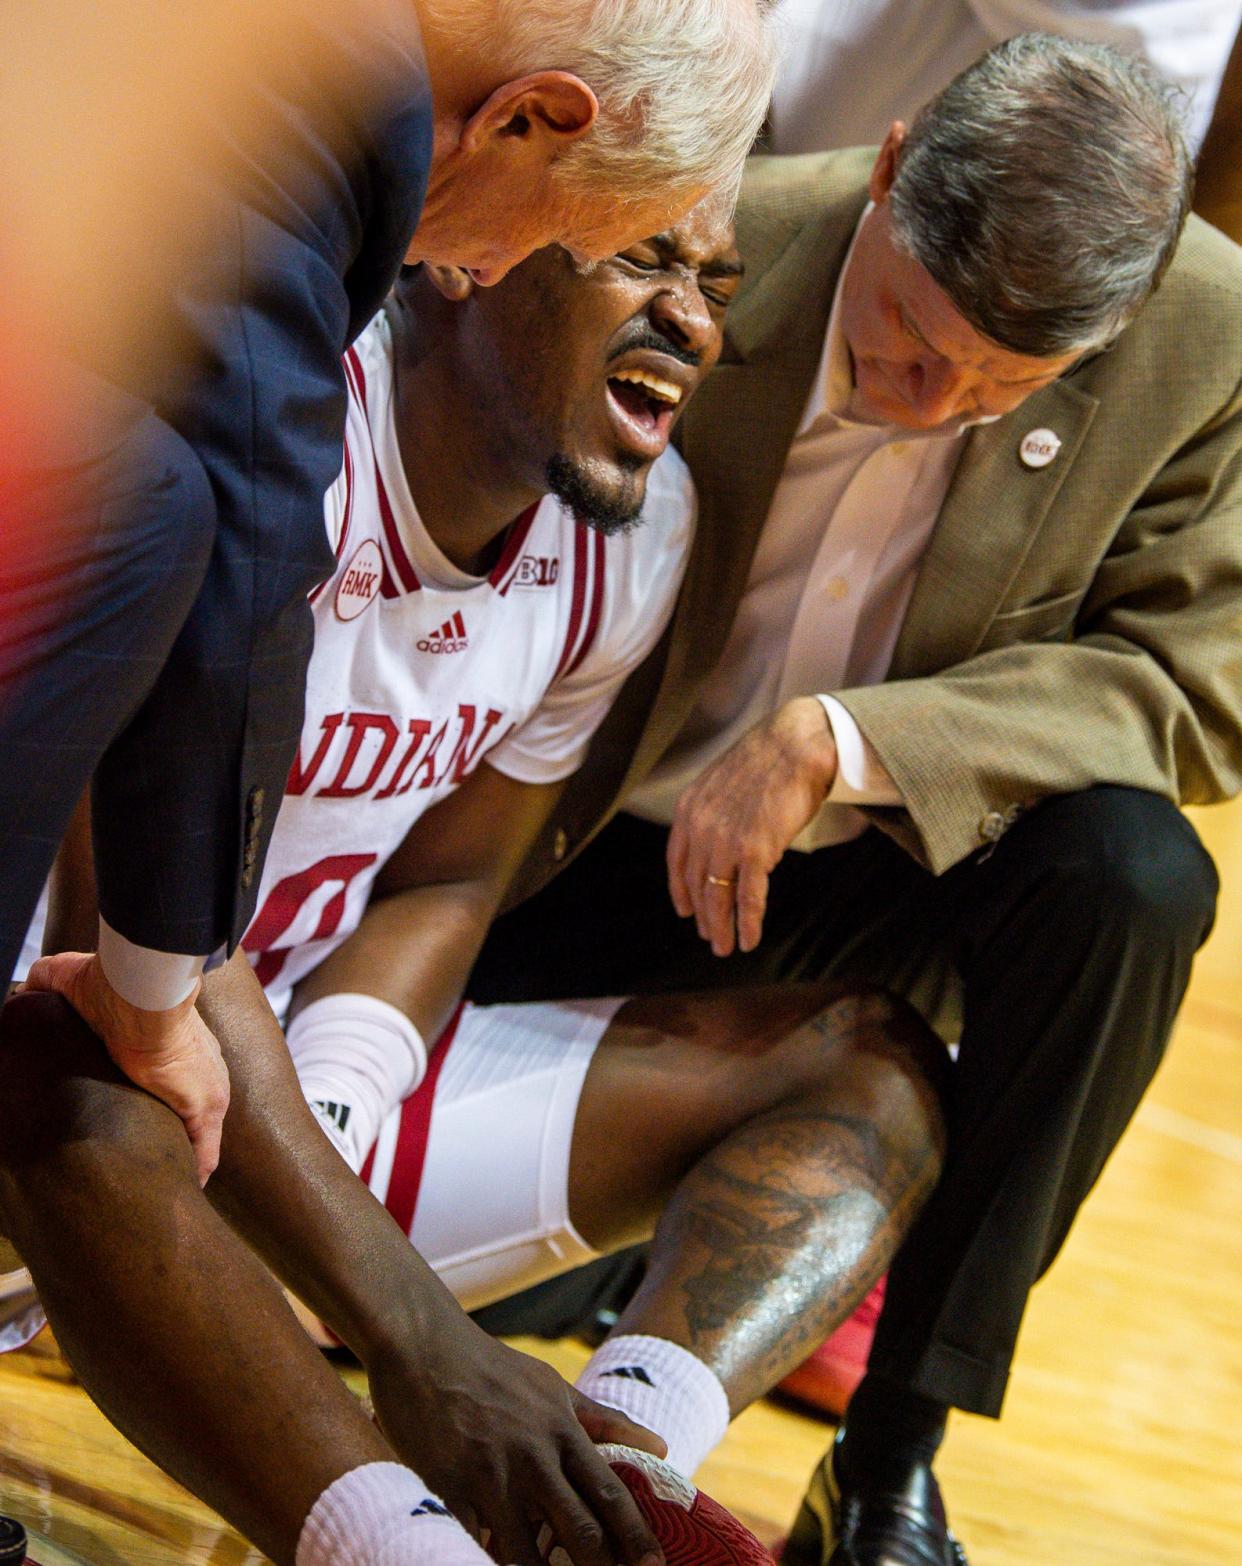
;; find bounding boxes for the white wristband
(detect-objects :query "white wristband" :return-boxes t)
[286,993,427,1174]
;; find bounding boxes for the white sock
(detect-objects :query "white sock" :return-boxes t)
[576,1333,730,1480]
[287,993,427,1174]
[297,1462,488,1566]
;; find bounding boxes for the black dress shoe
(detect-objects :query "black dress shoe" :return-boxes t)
[783,1430,968,1566]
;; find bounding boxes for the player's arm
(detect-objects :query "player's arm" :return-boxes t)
[197,953,663,1566]
[279,760,561,1173]
[31,812,665,1564]
[283,757,560,1177]
[42,790,99,954]
[292,758,561,1037]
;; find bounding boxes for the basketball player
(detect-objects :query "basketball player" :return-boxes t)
[232,208,947,1520]
[10,206,947,1564]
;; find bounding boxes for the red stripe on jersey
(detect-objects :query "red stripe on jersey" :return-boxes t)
[491,503,540,596]
[337,439,356,561]
[345,345,421,597]
[374,460,421,595]
[311,425,358,607]
[553,523,589,679]
[343,344,365,404]
[373,1004,464,1235]
[565,528,607,677]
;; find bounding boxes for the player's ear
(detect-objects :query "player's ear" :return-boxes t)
[870,121,907,203]
[424,263,475,303]
[460,71,599,161]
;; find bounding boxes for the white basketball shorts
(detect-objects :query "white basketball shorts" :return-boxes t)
[360,996,625,1311]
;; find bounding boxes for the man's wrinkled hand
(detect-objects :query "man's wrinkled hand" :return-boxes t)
[368,1323,666,1566]
[668,696,838,957]
[23,951,230,1185]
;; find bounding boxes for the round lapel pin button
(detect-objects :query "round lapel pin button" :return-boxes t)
[1019,428,1061,469]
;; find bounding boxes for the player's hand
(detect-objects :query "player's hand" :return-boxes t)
[367,1321,667,1566]
[668,696,838,958]
[23,951,230,1185]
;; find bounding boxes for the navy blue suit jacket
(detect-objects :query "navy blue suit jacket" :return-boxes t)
[4,5,433,963]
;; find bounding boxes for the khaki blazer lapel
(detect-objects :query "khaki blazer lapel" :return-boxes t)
[609,160,872,794]
[889,376,1100,678]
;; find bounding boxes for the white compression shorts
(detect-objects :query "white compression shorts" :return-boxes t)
[360,996,625,1311]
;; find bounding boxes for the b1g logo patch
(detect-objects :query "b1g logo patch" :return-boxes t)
[335,539,383,620]
[513,554,560,588]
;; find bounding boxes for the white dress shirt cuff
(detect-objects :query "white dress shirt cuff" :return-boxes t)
[817,695,904,806]
[97,918,206,1011]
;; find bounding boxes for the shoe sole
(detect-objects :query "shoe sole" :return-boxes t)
[599,1445,773,1566]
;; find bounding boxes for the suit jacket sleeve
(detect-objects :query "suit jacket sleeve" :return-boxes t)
[838,384,1242,874]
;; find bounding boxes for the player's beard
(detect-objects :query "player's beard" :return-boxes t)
[545,452,646,536]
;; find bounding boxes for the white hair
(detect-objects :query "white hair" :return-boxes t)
[460,0,780,208]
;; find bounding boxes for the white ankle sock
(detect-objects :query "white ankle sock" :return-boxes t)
[297,1462,488,1566]
[576,1333,730,1480]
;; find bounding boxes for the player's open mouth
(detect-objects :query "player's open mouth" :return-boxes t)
[605,369,683,458]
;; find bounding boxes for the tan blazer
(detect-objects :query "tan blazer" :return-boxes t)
[513,151,1242,898]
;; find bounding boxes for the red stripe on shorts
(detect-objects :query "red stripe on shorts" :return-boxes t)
[368,1003,464,1235]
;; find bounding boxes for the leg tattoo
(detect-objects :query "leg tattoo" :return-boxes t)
[613,991,946,1414]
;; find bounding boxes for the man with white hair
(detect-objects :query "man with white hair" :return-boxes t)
[9,0,780,1185]
[0,3,779,1564]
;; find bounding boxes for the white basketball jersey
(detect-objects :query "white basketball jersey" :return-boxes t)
[243,311,694,1016]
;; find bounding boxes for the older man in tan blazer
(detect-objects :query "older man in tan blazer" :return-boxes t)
[472,34,1242,1566]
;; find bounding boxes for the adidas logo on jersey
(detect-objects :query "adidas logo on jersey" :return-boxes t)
[601,1365,656,1386]
[418,611,468,654]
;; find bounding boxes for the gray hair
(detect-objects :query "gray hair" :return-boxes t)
[459,1,780,210]
[888,33,1193,357]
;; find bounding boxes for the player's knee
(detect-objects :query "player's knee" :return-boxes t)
[0,992,159,1177]
[784,984,949,1169]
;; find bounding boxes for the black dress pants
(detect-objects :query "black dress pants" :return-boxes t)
[469,787,1218,1416]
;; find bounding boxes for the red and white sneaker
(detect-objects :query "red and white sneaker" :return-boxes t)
[775,1276,886,1420]
[600,1445,774,1566]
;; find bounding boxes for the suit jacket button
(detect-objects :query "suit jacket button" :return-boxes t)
[552,828,569,862]
[979,810,1007,843]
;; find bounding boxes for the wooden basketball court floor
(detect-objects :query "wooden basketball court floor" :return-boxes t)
[1,803,1239,1566]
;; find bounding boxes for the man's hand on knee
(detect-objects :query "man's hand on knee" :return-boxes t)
[23,952,229,1185]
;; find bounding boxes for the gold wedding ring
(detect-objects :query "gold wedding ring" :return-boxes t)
[706,873,737,889]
